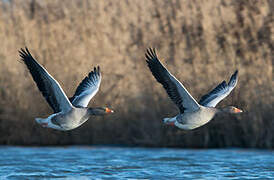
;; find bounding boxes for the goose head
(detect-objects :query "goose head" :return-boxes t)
[221,106,243,114]
[89,107,114,115]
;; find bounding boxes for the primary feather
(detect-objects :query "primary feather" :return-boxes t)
[70,66,101,107]
[145,48,200,113]
[199,70,238,107]
[19,48,72,113]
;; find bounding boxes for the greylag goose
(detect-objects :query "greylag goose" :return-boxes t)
[19,48,114,131]
[145,48,242,130]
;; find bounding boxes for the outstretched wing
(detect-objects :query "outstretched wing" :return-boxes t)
[19,47,73,113]
[199,70,238,107]
[69,66,101,107]
[145,48,200,113]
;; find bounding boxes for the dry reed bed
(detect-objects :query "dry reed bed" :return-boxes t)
[0,0,273,147]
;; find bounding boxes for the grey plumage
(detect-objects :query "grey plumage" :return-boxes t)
[19,47,113,131]
[145,48,242,130]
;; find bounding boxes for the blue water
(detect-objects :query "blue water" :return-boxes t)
[0,146,273,179]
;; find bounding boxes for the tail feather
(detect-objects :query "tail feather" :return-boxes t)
[35,118,47,124]
[163,117,176,124]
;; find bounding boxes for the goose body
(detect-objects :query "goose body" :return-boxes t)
[164,107,217,130]
[145,48,242,130]
[19,48,114,131]
[36,108,91,131]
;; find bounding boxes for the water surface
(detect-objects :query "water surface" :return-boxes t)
[0,146,273,179]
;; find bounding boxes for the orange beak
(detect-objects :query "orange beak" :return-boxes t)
[105,107,114,113]
[234,108,243,113]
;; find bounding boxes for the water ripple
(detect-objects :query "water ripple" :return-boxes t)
[0,146,273,179]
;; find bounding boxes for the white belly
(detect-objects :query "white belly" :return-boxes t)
[47,108,90,131]
[175,108,216,130]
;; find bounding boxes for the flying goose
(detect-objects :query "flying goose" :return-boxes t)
[145,48,242,130]
[19,48,114,131]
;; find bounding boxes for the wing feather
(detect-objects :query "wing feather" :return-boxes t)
[199,70,238,107]
[145,48,200,113]
[70,66,101,107]
[19,47,73,113]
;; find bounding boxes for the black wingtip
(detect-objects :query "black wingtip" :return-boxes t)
[232,70,238,78]
[145,47,158,62]
[25,47,30,55]
[19,48,27,59]
[228,70,238,87]
[145,48,151,59]
[19,47,32,59]
[233,69,238,75]
[97,66,100,75]
[89,66,101,77]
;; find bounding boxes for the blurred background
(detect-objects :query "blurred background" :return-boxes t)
[0,0,273,148]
